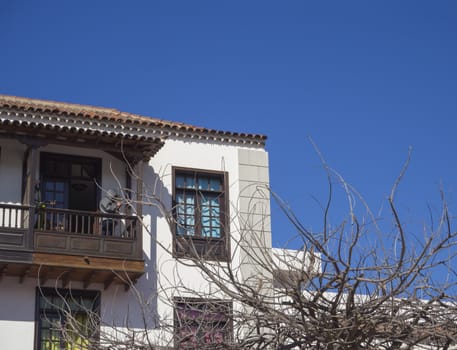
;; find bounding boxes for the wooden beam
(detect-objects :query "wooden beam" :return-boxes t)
[61,270,71,288]
[124,279,134,292]
[19,267,30,284]
[21,146,30,202]
[26,145,39,250]
[1,129,158,159]
[0,264,8,281]
[136,160,144,215]
[32,253,144,274]
[18,136,49,148]
[122,271,141,291]
[83,271,95,289]
[135,160,144,259]
[103,274,116,290]
[39,267,50,286]
[125,163,132,217]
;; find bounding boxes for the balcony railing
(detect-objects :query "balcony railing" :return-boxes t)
[0,203,29,231]
[36,207,138,238]
[0,203,142,260]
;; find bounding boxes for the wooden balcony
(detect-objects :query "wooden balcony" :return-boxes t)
[174,236,228,261]
[0,203,144,288]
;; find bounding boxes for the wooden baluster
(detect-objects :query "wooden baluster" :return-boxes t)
[1,206,4,228]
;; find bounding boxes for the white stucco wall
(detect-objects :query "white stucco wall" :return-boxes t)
[0,136,271,349]
[0,277,37,349]
[135,138,271,345]
[144,138,243,334]
[0,139,133,348]
[40,143,127,193]
[0,138,25,204]
[0,139,127,205]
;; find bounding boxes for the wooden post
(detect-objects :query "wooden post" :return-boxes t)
[135,160,144,259]
[125,163,132,216]
[26,145,39,250]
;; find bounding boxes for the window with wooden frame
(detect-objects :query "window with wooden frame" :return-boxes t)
[173,168,229,260]
[35,288,99,350]
[174,298,232,349]
[40,153,101,213]
[38,153,102,234]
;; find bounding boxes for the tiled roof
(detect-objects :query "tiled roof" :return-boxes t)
[0,95,267,146]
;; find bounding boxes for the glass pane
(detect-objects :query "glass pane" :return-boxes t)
[202,194,217,205]
[212,228,221,238]
[38,292,97,350]
[82,164,95,178]
[38,293,95,350]
[43,339,60,350]
[40,298,48,309]
[176,175,185,189]
[80,298,95,310]
[185,176,196,189]
[185,206,195,215]
[185,217,195,226]
[198,177,209,190]
[68,299,80,311]
[175,172,225,242]
[55,182,65,192]
[211,218,220,227]
[202,227,211,237]
[201,216,210,226]
[213,330,224,343]
[210,178,222,191]
[55,193,64,203]
[201,206,210,216]
[71,164,81,177]
[177,214,185,225]
[41,318,53,328]
[44,297,63,309]
[211,207,220,216]
[55,162,68,177]
[44,160,55,175]
[41,296,54,308]
[177,226,186,235]
[44,191,53,201]
[41,329,50,339]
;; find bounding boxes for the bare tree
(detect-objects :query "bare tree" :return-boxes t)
[40,151,457,350]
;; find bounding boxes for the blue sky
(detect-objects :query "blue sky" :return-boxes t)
[1,1,457,247]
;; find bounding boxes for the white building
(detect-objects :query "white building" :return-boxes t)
[0,95,273,349]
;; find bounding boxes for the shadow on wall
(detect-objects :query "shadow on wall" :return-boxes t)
[0,277,36,322]
[101,164,171,332]
[0,139,25,204]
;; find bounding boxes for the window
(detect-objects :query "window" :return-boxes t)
[35,288,99,350]
[40,153,101,212]
[173,168,229,260]
[174,299,232,349]
[39,153,101,234]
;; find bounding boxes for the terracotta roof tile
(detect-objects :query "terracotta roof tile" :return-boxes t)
[0,95,267,145]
